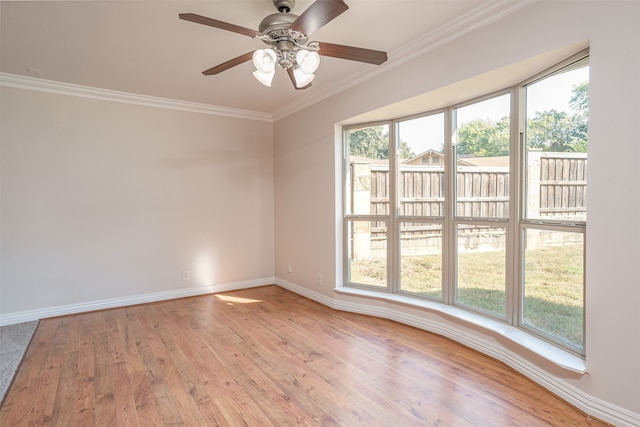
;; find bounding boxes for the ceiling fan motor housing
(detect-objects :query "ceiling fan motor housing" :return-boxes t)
[258,12,298,34]
[257,12,310,67]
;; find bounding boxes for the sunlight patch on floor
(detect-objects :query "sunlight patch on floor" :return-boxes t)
[215,295,263,304]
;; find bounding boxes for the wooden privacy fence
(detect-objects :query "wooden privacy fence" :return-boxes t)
[528,152,587,219]
[349,153,587,259]
[357,152,587,220]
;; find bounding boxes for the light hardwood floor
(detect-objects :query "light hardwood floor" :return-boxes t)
[1,285,607,426]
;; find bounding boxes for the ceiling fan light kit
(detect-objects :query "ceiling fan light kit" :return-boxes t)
[252,67,276,87]
[292,65,315,87]
[252,48,277,86]
[296,49,320,74]
[179,0,387,90]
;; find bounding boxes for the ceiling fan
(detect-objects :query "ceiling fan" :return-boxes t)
[179,0,388,90]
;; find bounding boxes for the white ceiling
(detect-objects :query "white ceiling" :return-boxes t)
[1,1,529,117]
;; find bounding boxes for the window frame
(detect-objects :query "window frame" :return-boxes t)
[342,49,589,356]
[343,121,393,292]
[450,90,515,319]
[517,222,586,353]
[515,50,589,354]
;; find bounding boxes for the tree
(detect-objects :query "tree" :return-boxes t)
[349,126,414,159]
[398,140,414,159]
[527,81,589,152]
[568,82,589,147]
[456,81,589,156]
[569,81,589,115]
[527,109,587,152]
[456,116,510,157]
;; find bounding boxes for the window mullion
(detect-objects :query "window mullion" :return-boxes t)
[389,121,399,293]
[507,87,524,326]
[443,107,455,305]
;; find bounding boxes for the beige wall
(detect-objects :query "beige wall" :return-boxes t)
[1,87,275,313]
[1,0,638,423]
[274,0,639,421]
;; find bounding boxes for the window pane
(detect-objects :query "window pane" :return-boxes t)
[454,94,511,219]
[525,62,589,222]
[398,114,445,217]
[456,225,506,317]
[400,222,442,299]
[523,228,584,350]
[346,125,390,216]
[346,220,387,287]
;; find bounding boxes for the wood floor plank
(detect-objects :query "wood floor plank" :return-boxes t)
[0,285,609,426]
[127,310,185,425]
[72,327,96,425]
[93,332,118,425]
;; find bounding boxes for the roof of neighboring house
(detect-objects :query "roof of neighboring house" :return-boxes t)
[404,149,444,164]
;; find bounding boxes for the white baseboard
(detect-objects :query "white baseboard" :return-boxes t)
[2,277,637,426]
[274,278,335,307]
[274,278,640,427]
[0,277,275,327]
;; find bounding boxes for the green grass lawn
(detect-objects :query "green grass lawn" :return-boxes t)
[522,245,584,349]
[350,244,584,349]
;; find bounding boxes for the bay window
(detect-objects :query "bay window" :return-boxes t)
[343,51,589,355]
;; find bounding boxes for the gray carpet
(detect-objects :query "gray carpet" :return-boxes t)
[0,320,38,404]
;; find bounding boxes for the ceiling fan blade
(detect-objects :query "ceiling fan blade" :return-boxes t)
[317,42,388,65]
[203,52,255,75]
[179,13,259,38]
[287,68,312,90]
[291,0,349,36]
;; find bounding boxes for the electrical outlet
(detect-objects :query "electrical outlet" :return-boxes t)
[317,273,323,285]
[288,263,293,273]
[182,270,190,281]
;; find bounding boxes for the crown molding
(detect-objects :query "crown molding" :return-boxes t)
[0,72,274,123]
[271,0,536,122]
[1,1,535,124]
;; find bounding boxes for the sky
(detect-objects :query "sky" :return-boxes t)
[398,66,590,155]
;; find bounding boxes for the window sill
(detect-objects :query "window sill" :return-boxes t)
[333,286,586,374]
